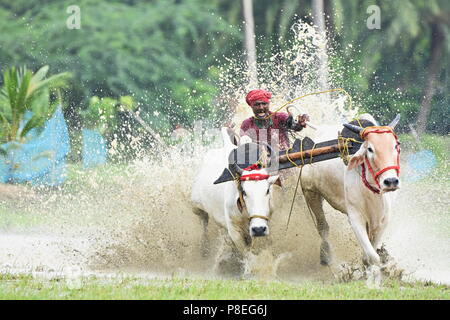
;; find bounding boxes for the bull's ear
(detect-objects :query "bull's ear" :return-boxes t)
[268,175,281,187]
[347,142,367,170]
[274,177,282,187]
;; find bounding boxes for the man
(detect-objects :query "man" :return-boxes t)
[240,89,310,150]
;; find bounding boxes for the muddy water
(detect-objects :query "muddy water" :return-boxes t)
[1,145,448,285]
[0,152,358,281]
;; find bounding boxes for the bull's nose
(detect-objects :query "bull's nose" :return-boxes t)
[251,226,267,237]
[383,177,399,188]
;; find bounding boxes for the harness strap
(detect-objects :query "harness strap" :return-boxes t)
[248,215,269,221]
[236,185,270,221]
[360,126,395,139]
[361,162,381,194]
[374,165,400,180]
[359,126,401,194]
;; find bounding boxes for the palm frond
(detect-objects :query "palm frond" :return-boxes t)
[20,113,45,139]
[30,65,49,84]
[0,65,71,142]
[16,69,32,116]
[4,67,18,113]
[30,72,72,93]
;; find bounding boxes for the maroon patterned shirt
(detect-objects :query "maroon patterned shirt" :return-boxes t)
[240,112,304,150]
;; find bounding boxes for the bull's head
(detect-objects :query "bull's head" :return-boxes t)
[344,114,401,193]
[230,143,280,237]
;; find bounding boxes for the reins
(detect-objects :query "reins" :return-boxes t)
[263,88,353,120]
[283,138,317,231]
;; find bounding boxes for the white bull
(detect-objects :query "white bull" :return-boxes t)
[300,114,401,267]
[191,128,279,259]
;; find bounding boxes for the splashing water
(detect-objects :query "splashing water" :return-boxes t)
[0,21,448,286]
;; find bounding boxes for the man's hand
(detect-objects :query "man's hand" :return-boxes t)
[297,114,310,128]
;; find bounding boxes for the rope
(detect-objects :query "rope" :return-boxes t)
[284,139,317,169]
[338,135,363,165]
[286,165,303,231]
[285,158,319,233]
[285,138,316,230]
[285,139,304,168]
[264,88,352,120]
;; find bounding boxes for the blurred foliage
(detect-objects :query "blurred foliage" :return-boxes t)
[399,133,449,165]
[0,0,241,135]
[327,0,450,133]
[73,95,140,162]
[0,0,448,144]
[0,65,71,144]
[81,96,125,137]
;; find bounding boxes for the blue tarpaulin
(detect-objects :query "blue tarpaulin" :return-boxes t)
[82,129,107,168]
[0,107,70,186]
[406,150,437,182]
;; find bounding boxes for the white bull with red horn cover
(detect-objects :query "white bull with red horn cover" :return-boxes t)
[191,128,280,260]
[300,114,401,267]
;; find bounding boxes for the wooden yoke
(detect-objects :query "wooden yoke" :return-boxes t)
[214,136,362,184]
[278,142,345,164]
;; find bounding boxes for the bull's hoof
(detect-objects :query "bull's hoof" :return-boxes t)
[376,244,391,264]
[320,255,331,266]
[216,257,244,277]
[362,253,380,267]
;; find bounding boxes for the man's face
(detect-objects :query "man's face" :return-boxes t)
[251,101,270,119]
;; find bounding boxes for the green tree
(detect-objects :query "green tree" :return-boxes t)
[327,0,450,133]
[0,0,241,134]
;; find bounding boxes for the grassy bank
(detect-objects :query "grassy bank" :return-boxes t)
[0,274,448,300]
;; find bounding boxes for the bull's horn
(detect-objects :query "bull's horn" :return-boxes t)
[343,123,364,134]
[230,162,244,176]
[388,113,401,129]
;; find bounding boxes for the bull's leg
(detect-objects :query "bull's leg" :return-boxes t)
[227,223,251,254]
[193,207,210,257]
[346,208,380,266]
[371,217,392,265]
[214,233,244,277]
[303,190,331,266]
[371,214,389,250]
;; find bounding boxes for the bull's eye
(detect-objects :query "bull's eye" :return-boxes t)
[368,147,373,153]
[242,190,247,197]
[266,188,270,195]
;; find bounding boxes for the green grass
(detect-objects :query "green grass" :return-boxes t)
[0,274,448,300]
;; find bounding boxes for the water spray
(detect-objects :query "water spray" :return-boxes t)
[265,88,353,131]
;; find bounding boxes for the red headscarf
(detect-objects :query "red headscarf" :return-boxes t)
[246,89,272,106]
